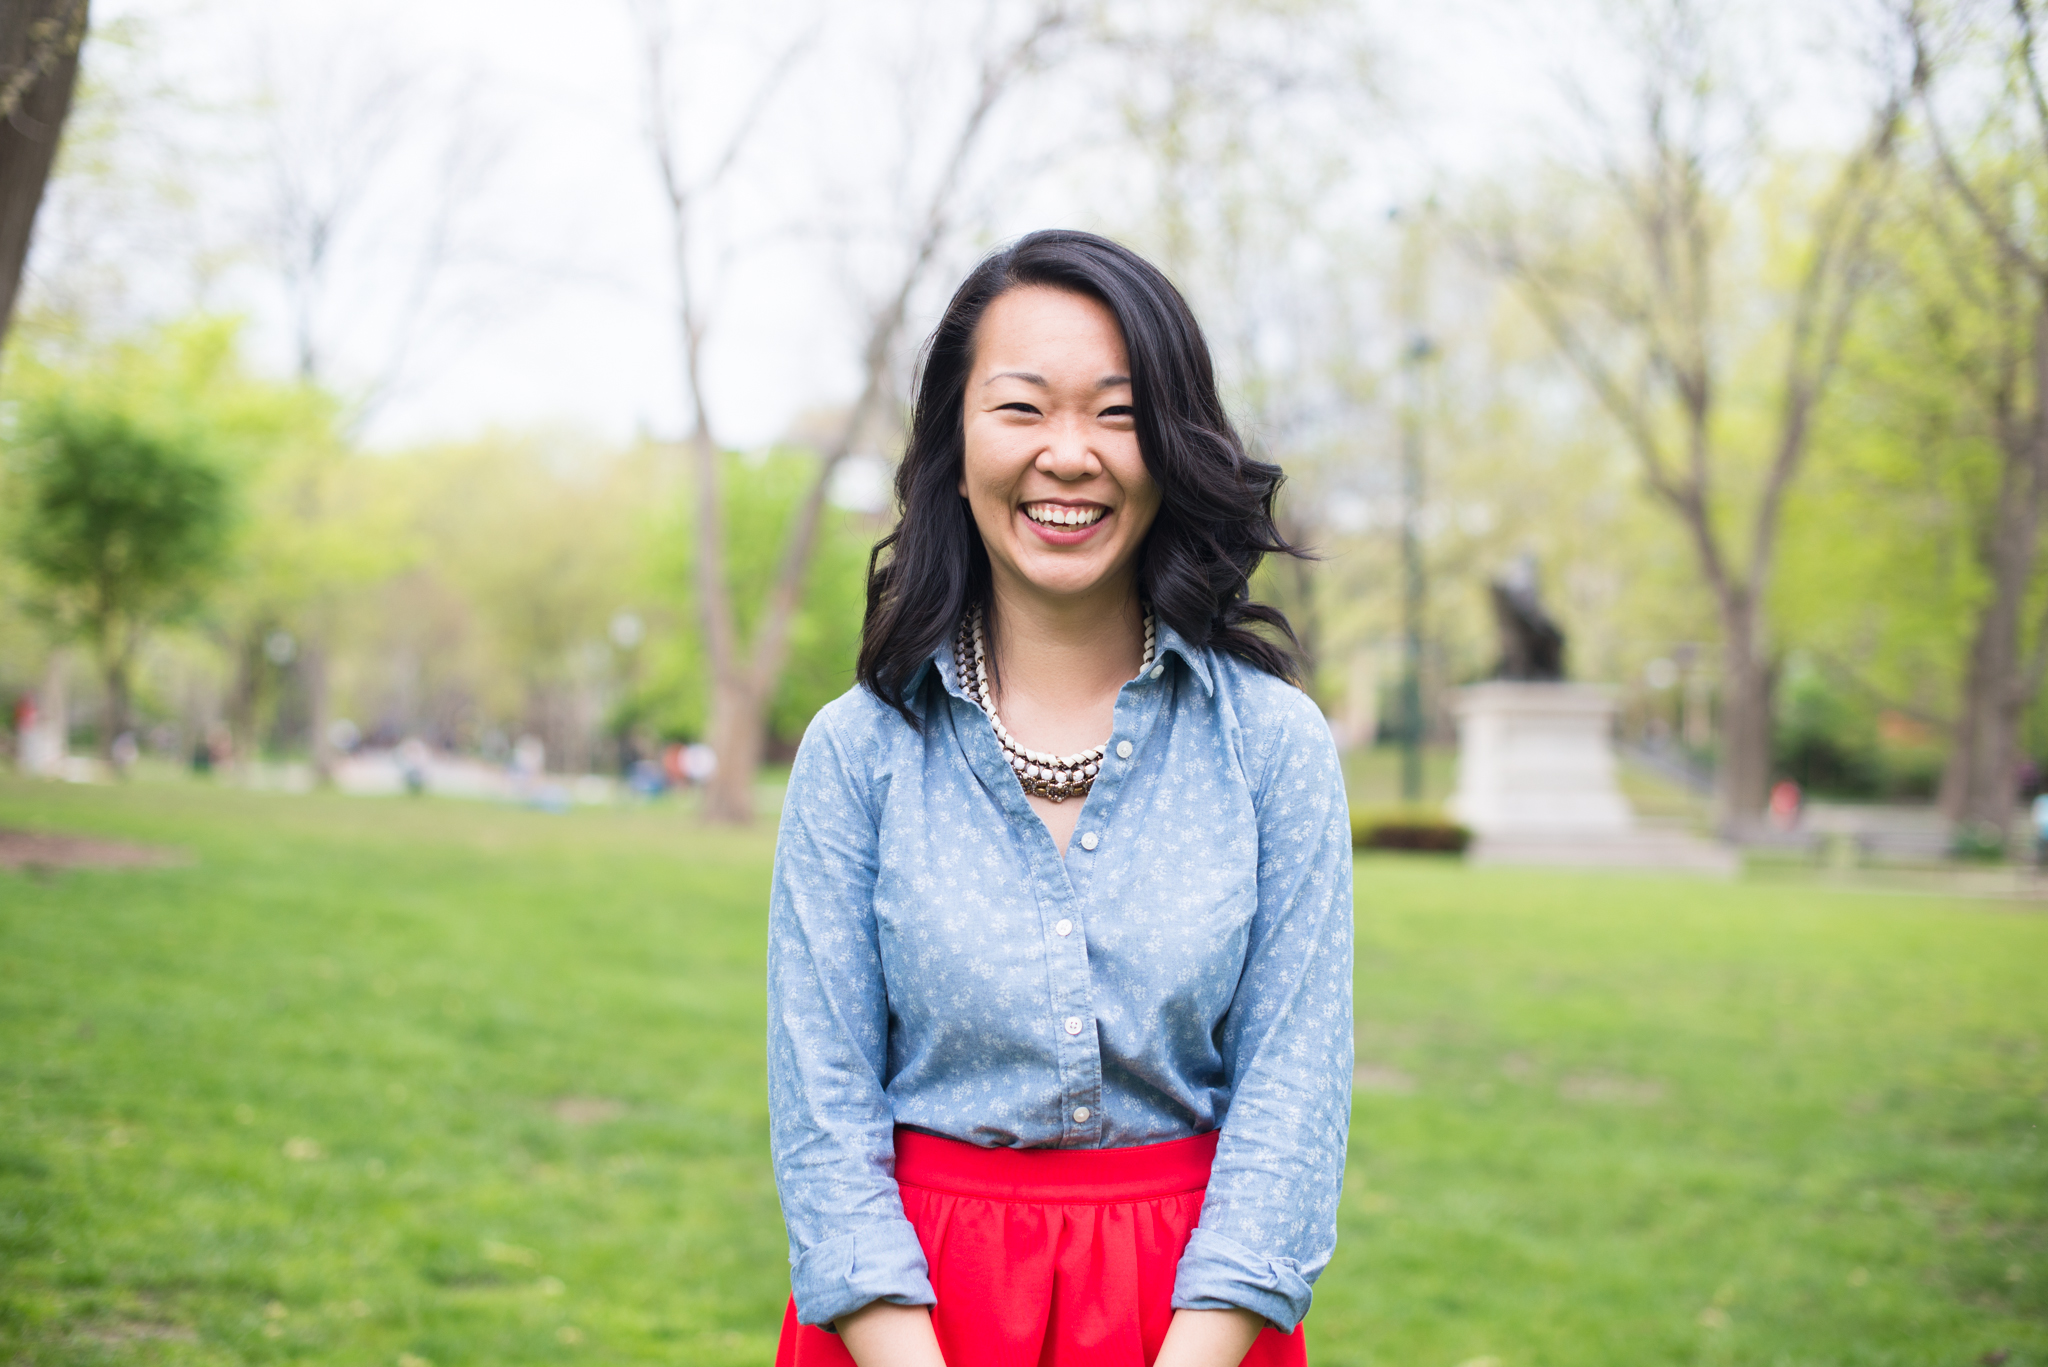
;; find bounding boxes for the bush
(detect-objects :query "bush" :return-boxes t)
[1949,822,2011,863]
[1351,805,1472,854]
[1772,660,1943,800]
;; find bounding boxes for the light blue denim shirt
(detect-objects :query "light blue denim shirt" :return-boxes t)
[766,620,1354,1332]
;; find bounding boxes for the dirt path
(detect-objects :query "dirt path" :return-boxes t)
[0,828,186,870]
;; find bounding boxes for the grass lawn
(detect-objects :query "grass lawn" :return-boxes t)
[0,773,2042,1366]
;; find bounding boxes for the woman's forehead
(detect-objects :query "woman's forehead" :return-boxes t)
[971,287,1129,378]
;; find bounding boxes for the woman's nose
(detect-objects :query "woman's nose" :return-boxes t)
[1037,420,1099,479]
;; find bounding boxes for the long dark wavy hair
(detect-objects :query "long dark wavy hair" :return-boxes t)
[857,229,1305,720]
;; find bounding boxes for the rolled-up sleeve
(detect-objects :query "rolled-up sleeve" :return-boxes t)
[1172,686,1354,1331]
[767,704,935,1327]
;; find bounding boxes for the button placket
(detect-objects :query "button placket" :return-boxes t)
[1048,671,1170,1140]
[1040,843,1099,1138]
[955,655,1166,1144]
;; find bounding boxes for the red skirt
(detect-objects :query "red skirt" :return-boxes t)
[776,1127,1306,1367]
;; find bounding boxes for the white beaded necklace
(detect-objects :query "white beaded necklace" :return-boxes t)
[954,602,1156,804]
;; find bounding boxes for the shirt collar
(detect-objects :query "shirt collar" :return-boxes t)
[900,611,1214,716]
[1151,616,1215,697]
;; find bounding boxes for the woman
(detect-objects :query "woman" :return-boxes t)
[769,229,1353,1367]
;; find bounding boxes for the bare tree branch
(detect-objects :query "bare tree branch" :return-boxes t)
[2011,0,2048,160]
[744,1,1077,702]
[1750,93,1904,598]
[1812,648,1955,731]
[1908,2,2048,278]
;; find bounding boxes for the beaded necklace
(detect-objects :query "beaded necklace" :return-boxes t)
[954,602,1156,804]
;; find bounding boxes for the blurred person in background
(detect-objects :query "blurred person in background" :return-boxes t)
[767,230,1354,1367]
[1768,778,1803,832]
[2032,788,2048,870]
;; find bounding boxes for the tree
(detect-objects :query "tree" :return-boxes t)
[1101,0,1382,692]
[1900,0,2048,837]
[241,26,502,779]
[0,0,89,352]
[633,0,1081,822]
[630,448,876,751]
[1482,0,1904,827]
[7,394,233,756]
[1774,133,2033,813]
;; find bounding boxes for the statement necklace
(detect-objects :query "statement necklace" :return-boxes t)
[954,602,1156,804]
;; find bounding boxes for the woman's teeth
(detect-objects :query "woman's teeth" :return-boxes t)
[1024,503,1106,528]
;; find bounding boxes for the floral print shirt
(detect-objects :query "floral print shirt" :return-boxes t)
[767,621,1354,1332]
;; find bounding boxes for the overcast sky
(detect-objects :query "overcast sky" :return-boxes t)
[54,0,1881,454]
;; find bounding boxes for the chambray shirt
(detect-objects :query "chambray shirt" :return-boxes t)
[766,620,1354,1332]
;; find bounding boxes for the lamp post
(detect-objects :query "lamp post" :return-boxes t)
[1391,201,1436,805]
[1399,332,1433,803]
[610,610,645,775]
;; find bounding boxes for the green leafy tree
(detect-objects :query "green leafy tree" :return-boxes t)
[1483,0,1906,829]
[7,395,233,754]
[1776,156,2008,806]
[1890,1,2048,836]
[632,449,872,753]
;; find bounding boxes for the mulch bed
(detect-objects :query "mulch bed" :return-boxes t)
[0,828,187,870]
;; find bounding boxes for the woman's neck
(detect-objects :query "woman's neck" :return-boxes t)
[983,574,1146,722]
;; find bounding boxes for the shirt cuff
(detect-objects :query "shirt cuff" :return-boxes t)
[789,1218,936,1328]
[1170,1227,1314,1332]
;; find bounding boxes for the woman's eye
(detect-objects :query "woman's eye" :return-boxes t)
[996,402,1041,415]
[1100,405,1134,419]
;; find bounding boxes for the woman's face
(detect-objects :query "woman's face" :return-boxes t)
[959,286,1162,612]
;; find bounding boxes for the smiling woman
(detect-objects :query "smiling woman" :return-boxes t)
[769,230,1352,1367]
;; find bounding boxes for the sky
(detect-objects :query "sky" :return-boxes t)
[51,0,1885,455]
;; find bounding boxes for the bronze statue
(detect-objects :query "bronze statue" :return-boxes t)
[1490,557,1565,681]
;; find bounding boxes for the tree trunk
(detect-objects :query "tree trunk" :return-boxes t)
[701,675,766,824]
[304,635,336,783]
[1938,421,2044,834]
[28,647,67,772]
[689,416,754,822]
[0,0,87,350]
[226,626,263,769]
[100,646,130,762]
[1716,598,1776,832]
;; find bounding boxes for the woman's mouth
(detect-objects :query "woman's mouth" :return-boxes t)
[1023,502,1107,529]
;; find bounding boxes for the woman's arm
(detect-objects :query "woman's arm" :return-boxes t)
[769,706,937,1330]
[837,1302,948,1367]
[1170,682,1355,1333]
[835,1302,1261,1366]
[1153,1308,1264,1367]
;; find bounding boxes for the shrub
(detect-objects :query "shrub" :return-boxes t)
[1351,805,1472,854]
[1948,822,2011,863]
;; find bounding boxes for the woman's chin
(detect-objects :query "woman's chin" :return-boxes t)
[1004,560,1136,606]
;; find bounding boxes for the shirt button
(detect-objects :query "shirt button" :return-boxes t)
[1149,664,1165,680]
[1055,918,1073,936]
[1073,1106,1091,1123]
[1116,740,1133,760]
[1079,831,1099,851]
[1064,1016,1083,1035]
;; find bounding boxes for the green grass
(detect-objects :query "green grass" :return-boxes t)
[1,775,2043,1366]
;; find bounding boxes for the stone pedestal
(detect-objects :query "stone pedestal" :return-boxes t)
[1450,681,1737,874]
[1451,682,1632,834]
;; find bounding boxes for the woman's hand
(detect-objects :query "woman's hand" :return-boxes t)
[1151,1307,1265,1367]
[837,1301,947,1367]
